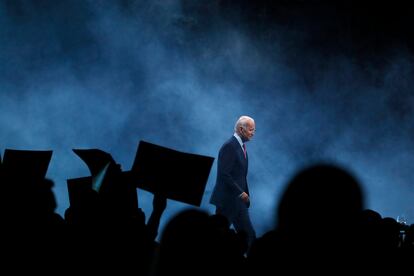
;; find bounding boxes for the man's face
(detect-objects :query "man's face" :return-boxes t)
[241,120,255,141]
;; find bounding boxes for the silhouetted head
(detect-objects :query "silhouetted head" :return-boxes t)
[276,163,364,241]
[208,213,230,230]
[157,209,216,276]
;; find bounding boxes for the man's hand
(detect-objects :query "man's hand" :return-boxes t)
[240,192,250,204]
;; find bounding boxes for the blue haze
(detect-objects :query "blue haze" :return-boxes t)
[1,1,413,237]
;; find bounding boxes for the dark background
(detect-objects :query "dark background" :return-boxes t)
[1,0,413,237]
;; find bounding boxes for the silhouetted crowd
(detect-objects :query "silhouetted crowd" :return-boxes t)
[1,161,412,275]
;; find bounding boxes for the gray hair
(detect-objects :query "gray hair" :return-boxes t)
[234,115,254,132]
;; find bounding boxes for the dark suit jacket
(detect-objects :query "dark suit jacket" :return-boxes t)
[210,136,249,221]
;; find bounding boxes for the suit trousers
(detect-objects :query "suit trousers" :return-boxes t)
[216,206,256,250]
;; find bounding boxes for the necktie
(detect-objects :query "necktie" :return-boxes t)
[243,143,247,159]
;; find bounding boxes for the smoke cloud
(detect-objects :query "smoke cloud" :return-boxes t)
[1,0,413,237]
